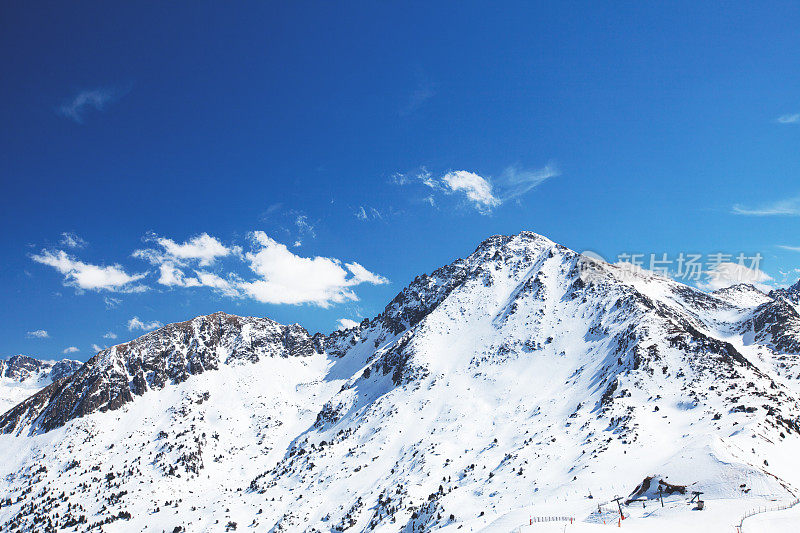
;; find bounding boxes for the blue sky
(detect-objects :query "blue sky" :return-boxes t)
[2,2,799,361]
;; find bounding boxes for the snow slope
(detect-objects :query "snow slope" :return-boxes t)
[0,232,799,532]
[0,355,81,413]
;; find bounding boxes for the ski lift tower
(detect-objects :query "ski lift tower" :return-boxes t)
[690,491,704,510]
[611,496,624,517]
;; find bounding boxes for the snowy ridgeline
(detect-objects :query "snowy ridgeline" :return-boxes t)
[1,231,800,532]
[0,355,81,414]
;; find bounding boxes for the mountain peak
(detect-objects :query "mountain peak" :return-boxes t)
[1,232,800,532]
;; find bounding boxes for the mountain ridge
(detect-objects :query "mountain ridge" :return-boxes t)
[1,231,799,532]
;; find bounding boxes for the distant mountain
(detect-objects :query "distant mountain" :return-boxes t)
[770,279,800,312]
[1,232,799,532]
[0,355,81,413]
[711,283,772,308]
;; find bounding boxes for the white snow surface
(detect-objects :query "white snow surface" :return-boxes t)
[0,232,799,532]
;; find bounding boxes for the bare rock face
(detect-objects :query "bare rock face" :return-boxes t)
[0,355,82,384]
[0,355,51,382]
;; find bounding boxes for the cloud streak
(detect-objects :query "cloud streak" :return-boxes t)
[58,88,121,123]
[498,164,560,202]
[732,196,800,216]
[776,113,800,124]
[400,82,436,116]
[355,206,382,221]
[26,329,49,339]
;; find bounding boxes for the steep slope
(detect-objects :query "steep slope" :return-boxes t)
[1,232,799,533]
[0,355,81,414]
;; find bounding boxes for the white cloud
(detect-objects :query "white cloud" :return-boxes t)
[135,233,232,267]
[239,231,388,307]
[396,164,557,214]
[26,329,49,339]
[391,167,434,187]
[345,261,389,285]
[134,233,238,292]
[355,206,382,221]
[337,318,360,330]
[777,113,800,124]
[127,317,163,332]
[698,262,774,292]
[156,262,202,287]
[194,271,240,297]
[31,250,148,292]
[442,170,501,212]
[104,296,122,309]
[62,346,79,354]
[58,88,118,123]
[295,215,316,238]
[732,196,800,216]
[103,331,117,339]
[128,231,385,307]
[92,344,105,353]
[60,232,87,249]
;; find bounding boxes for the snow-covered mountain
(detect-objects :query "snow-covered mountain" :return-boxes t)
[0,355,81,414]
[1,231,799,533]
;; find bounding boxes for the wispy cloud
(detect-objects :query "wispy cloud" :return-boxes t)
[104,296,122,309]
[498,164,560,202]
[776,113,800,124]
[295,215,316,239]
[355,206,382,221]
[391,167,435,187]
[400,81,436,116]
[31,249,148,292]
[26,329,49,339]
[732,196,800,216]
[127,317,163,332]
[62,346,79,354]
[103,331,117,339]
[394,163,559,214]
[58,88,121,123]
[60,232,87,249]
[91,343,105,353]
[697,262,774,292]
